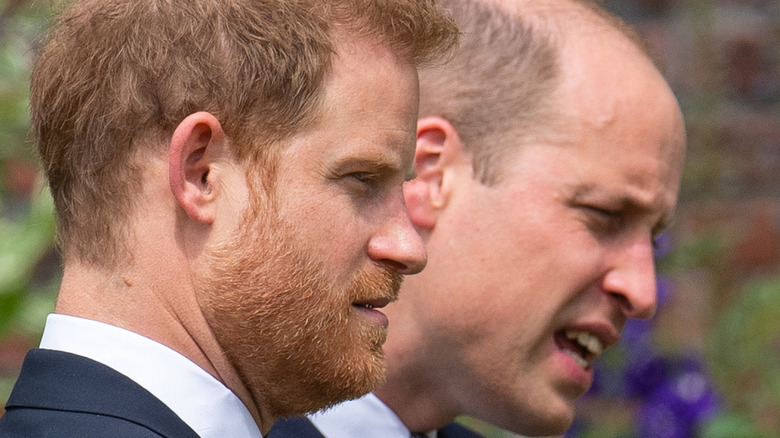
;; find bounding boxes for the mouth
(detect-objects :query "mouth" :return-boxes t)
[351,297,394,326]
[352,296,392,310]
[554,329,606,370]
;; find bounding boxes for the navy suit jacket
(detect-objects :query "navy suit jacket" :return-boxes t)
[268,416,484,438]
[0,349,199,437]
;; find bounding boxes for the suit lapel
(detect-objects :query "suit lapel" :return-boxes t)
[268,416,326,438]
[5,349,199,438]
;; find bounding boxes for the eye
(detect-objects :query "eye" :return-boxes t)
[340,171,386,198]
[581,205,624,235]
[347,172,380,185]
[584,205,619,219]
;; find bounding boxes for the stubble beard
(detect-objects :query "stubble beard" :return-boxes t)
[196,210,402,418]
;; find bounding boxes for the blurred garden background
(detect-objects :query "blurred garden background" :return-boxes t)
[0,0,779,437]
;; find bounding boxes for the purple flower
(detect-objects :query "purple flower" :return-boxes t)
[656,276,673,309]
[653,232,674,259]
[638,393,692,438]
[564,417,585,438]
[587,360,627,398]
[636,359,721,437]
[624,353,671,398]
[622,318,655,347]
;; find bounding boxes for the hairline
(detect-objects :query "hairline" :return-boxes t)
[446,0,664,186]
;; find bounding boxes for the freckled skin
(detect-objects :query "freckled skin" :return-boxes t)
[53,35,428,435]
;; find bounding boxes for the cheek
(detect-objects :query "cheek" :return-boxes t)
[479,289,553,345]
[454,306,543,393]
[281,206,367,273]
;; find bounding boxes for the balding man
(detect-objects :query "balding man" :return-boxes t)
[270,0,686,436]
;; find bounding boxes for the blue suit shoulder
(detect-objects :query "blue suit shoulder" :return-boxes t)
[0,349,198,438]
[439,422,484,438]
[268,417,326,438]
[268,416,484,438]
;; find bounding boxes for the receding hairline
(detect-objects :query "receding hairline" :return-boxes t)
[476,0,659,66]
[417,0,666,186]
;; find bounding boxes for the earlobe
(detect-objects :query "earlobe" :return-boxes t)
[405,117,462,230]
[404,178,436,230]
[169,112,226,224]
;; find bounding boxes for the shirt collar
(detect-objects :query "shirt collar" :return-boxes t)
[39,313,262,438]
[309,393,436,438]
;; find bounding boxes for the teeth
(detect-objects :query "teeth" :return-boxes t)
[561,348,588,369]
[565,330,604,356]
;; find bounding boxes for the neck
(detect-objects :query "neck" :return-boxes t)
[54,256,273,433]
[373,335,461,433]
[374,374,459,433]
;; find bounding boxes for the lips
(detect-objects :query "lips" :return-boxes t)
[554,325,618,370]
[351,296,394,327]
[352,296,392,310]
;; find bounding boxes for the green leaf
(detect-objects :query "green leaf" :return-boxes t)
[701,412,770,438]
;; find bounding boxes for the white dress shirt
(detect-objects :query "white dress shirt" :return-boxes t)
[309,393,436,438]
[39,313,262,438]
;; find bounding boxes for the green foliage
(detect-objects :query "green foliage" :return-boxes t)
[0,187,57,336]
[706,277,780,435]
[0,39,31,162]
[701,412,771,438]
[0,1,53,163]
[0,1,59,343]
[657,228,731,274]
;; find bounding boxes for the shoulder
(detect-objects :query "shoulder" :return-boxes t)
[267,417,326,438]
[0,408,168,437]
[0,349,198,438]
[438,422,485,438]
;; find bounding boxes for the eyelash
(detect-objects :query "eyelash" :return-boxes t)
[585,205,620,222]
[584,205,665,250]
[346,172,382,187]
[583,205,624,234]
[342,172,385,197]
[348,172,379,183]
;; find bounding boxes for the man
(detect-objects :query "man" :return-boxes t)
[269,0,687,436]
[0,1,457,436]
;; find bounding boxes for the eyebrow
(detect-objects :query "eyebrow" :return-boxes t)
[330,154,403,176]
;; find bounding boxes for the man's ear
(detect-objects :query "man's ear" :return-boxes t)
[169,112,227,224]
[404,116,463,230]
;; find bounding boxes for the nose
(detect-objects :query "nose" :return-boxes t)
[367,199,427,275]
[601,233,658,319]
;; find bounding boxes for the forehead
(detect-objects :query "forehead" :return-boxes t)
[277,35,420,173]
[494,25,686,215]
[556,24,685,171]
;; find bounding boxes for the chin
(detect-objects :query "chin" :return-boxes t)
[491,405,575,437]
